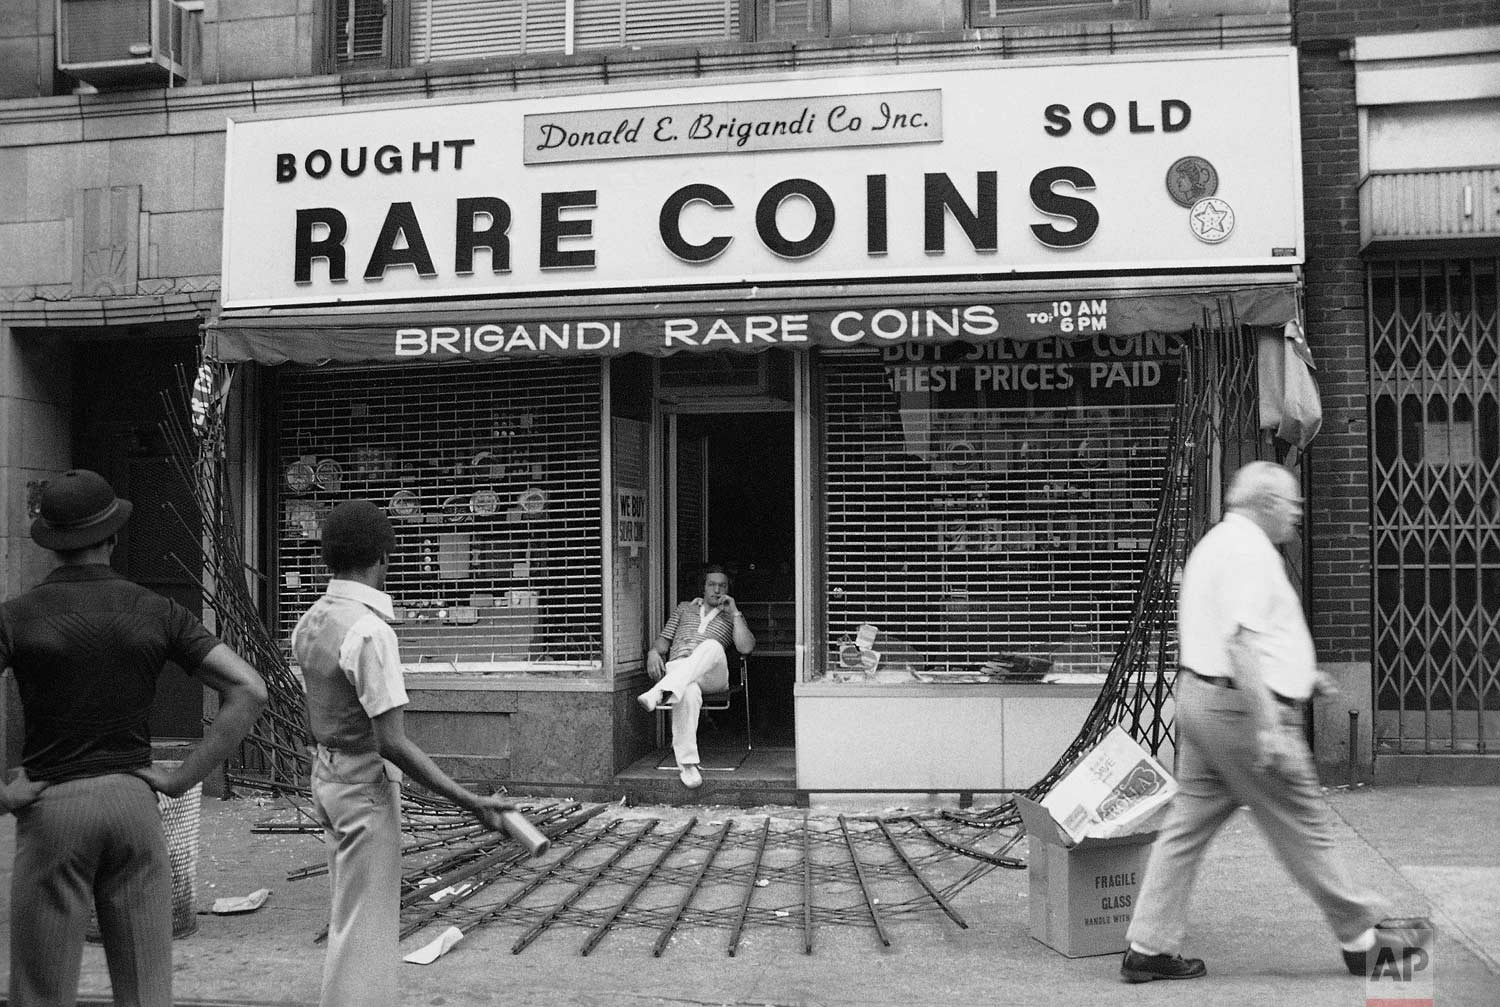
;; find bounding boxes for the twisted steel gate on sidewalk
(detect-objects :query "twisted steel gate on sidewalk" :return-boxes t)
[168,298,1282,951]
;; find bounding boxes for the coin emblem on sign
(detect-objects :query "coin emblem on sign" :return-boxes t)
[1189,197,1235,244]
[1166,156,1219,208]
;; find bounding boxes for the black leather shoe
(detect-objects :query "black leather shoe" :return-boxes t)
[1342,917,1435,976]
[1120,949,1207,983]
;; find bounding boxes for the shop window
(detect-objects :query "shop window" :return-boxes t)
[968,0,1142,28]
[274,359,604,672]
[817,342,1180,683]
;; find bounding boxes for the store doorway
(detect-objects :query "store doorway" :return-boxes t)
[70,330,206,742]
[670,411,795,748]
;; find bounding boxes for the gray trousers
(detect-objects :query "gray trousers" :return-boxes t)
[9,773,173,1007]
[311,747,403,1007]
[1126,674,1387,954]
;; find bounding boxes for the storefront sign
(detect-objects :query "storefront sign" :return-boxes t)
[211,285,1297,363]
[220,50,1302,309]
[881,331,1182,393]
[616,489,646,548]
[525,91,942,164]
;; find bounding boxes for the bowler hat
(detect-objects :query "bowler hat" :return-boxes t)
[31,469,133,551]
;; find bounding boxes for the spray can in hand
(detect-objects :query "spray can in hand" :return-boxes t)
[500,809,551,857]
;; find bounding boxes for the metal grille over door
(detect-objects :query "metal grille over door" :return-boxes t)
[275,360,604,670]
[1370,257,1500,755]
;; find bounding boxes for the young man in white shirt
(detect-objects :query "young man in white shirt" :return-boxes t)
[292,500,514,1007]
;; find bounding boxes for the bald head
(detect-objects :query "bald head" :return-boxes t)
[1225,461,1302,543]
[1226,461,1297,509]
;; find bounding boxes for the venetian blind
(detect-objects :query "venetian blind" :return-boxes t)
[274,359,604,672]
[760,0,827,38]
[409,0,741,62]
[574,0,738,49]
[969,0,1142,28]
[410,0,566,63]
[334,0,390,64]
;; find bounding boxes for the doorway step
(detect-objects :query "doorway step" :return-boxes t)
[613,746,800,807]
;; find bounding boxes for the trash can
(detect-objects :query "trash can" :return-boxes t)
[154,761,203,939]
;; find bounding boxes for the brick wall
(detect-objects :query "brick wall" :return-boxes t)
[1297,2,1498,41]
[1295,1,1500,661]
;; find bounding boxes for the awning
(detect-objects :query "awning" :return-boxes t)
[206,276,1299,366]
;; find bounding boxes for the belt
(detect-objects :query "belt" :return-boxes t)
[1182,667,1302,707]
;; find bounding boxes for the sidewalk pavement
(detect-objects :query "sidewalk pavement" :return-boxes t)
[2,783,1496,1007]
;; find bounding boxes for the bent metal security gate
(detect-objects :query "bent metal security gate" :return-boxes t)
[163,297,1277,952]
[254,801,1022,957]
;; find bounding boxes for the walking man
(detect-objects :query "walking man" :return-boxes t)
[1,469,268,1007]
[1122,461,1431,982]
[292,500,515,1007]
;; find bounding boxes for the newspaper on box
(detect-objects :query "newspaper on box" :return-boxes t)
[1040,725,1177,845]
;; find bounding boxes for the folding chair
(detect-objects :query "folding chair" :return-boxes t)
[655,652,753,772]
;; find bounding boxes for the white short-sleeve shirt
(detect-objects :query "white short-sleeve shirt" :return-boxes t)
[1178,511,1318,700]
[292,578,409,752]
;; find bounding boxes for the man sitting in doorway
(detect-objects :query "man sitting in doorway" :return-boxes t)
[637,565,755,789]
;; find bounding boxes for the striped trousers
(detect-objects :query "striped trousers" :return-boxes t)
[9,773,173,1007]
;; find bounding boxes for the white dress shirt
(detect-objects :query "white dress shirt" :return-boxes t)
[1178,511,1317,700]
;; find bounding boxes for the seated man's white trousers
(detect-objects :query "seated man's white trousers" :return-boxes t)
[657,639,729,767]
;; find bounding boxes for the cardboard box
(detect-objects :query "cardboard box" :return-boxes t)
[1017,795,1163,957]
[1016,727,1177,957]
[1040,726,1177,844]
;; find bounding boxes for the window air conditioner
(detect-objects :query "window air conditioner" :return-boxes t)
[57,0,187,89]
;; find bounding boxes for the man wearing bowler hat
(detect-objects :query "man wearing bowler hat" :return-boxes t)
[0,469,268,1007]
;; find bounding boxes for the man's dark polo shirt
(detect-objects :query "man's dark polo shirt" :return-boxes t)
[0,564,220,782]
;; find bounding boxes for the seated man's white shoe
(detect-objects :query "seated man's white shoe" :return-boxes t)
[678,763,703,789]
[637,687,667,713]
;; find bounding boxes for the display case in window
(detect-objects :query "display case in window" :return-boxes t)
[274,359,605,674]
[817,340,1181,684]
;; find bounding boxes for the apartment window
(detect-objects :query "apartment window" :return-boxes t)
[574,0,741,51]
[410,0,565,62]
[969,0,1142,28]
[175,0,203,83]
[757,0,827,39]
[331,0,409,68]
